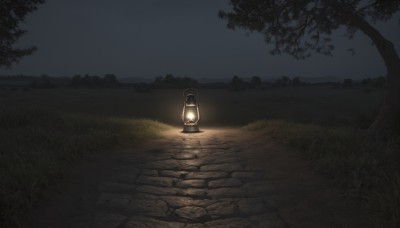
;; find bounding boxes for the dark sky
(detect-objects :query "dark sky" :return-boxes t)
[1,0,399,80]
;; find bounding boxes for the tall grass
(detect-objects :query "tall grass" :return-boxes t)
[245,120,400,228]
[0,108,170,227]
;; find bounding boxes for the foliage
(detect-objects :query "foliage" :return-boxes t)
[220,0,400,138]
[30,74,53,89]
[153,74,198,89]
[219,0,399,59]
[343,78,353,88]
[229,75,247,91]
[274,76,296,87]
[245,119,400,227]
[0,0,45,67]
[0,107,170,227]
[372,76,386,88]
[251,76,262,88]
[292,76,301,86]
[360,77,386,88]
[70,74,119,88]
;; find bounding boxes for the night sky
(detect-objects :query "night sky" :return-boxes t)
[1,0,399,81]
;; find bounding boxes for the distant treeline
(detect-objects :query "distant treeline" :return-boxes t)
[70,74,119,88]
[0,74,120,89]
[0,74,387,91]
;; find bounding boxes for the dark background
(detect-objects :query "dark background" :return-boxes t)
[0,0,399,81]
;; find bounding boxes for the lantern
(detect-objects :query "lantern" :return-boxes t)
[182,88,200,132]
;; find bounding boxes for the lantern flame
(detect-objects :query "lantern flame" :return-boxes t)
[187,112,195,121]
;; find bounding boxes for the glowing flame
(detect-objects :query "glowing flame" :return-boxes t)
[187,112,195,121]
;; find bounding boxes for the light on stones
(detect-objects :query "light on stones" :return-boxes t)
[181,88,200,133]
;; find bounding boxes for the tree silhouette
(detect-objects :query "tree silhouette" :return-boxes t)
[0,0,45,67]
[153,74,198,88]
[103,74,118,86]
[292,77,301,86]
[220,0,400,139]
[372,76,386,88]
[343,78,353,88]
[251,76,262,88]
[230,75,245,91]
[71,75,82,87]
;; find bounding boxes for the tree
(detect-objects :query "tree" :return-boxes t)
[282,76,290,84]
[219,0,400,139]
[82,74,92,87]
[0,0,45,67]
[343,78,353,88]
[103,74,119,86]
[251,76,262,87]
[372,76,386,88]
[361,77,373,86]
[164,74,176,84]
[71,75,82,87]
[293,76,301,86]
[230,75,245,91]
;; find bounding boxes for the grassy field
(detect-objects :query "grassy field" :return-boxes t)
[0,85,391,227]
[0,107,170,227]
[245,120,399,227]
[0,86,384,126]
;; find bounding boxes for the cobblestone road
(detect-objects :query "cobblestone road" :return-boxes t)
[92,129,287,228]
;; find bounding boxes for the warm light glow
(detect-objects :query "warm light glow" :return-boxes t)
[187,112,195,121]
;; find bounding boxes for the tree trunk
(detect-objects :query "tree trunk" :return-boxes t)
[328,0,400,139]
[354,20,400,140]
[368,54,400,140]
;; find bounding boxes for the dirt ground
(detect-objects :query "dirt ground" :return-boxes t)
[23,127,372,228]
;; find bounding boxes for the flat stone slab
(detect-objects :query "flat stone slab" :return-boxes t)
[206,200,237,217]
[198,156,238,164]
[124,216,185,228]
[175,179,207,188]
[181,188,208,197]
[173,153,197,160]
[145,160,198,171]
[136,185,181,196]
[184,224,206,228]
[126,198,169,217]
[160,170,189,178]
[160,196,214,207]
[204,213,287,228]
[185,171,229,179]
[200,163,243,172]
[175,206,207,220]
[204,217,251,228]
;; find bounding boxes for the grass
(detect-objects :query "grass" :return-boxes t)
[0,86,385,126]
[245,119,400,228]
[0,86,388,226]
[0,107,170,227]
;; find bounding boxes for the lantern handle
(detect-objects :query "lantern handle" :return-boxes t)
[183,88,198,97]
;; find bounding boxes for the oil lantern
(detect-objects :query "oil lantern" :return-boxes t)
[182,88,200,132]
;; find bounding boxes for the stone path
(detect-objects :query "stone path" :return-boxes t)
[92,130,287,228]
